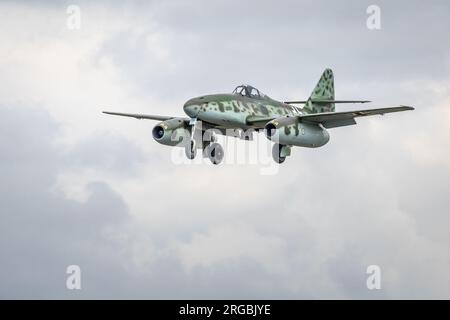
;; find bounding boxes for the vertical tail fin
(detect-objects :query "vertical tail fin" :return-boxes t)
[303,68,335,114]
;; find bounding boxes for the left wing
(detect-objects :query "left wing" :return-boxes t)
[299,106,414,128]
[102,111,180,121]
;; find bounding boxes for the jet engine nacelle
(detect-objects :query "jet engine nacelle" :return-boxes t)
[264,116,330,148]
[152,118,190,147]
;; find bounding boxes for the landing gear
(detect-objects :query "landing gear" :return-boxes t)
[184,120,224,164]
[201,130,216,156]
[185,139,197,160]
[272,143,286,164]
[206,142,224,165]
[201,130,224,165]
[185,118,198,160]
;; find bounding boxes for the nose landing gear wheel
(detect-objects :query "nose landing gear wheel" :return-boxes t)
[272,143,286,164]
[206,142,224,165]
[185,140,197,160]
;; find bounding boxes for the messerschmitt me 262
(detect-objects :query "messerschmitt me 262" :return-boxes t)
[103,69,414,164]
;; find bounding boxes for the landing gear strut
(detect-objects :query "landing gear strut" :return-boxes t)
[185,118,198,160]
[185,139,197,160]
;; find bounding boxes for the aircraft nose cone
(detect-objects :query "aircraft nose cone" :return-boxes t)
[183,102,197,118]
[183,97,205,118]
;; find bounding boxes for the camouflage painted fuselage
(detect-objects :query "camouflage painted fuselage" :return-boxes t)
[183,93,301,129]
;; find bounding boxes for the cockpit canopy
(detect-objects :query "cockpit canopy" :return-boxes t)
[232,85,267,99]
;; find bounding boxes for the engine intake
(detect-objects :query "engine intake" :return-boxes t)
[264,123,277,138]
[152,125,165,140]
[152,118,190,147]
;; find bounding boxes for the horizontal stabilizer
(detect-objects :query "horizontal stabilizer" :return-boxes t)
[284,100,371,104]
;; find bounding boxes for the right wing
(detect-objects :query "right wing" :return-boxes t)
[284,100,371,104]
[102,111,178,121]
[299,105,414,128]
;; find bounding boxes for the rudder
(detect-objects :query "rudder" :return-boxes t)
[303,68,335,114]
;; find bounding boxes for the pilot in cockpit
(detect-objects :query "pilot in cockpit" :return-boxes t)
[232,85,264,99]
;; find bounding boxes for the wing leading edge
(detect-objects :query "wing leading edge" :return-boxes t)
[298,106,414,128]
[102,111,179,121]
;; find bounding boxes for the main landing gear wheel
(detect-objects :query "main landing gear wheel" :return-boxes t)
[185,140,197,160]
[272,143,286,164]
[206,143,224,165]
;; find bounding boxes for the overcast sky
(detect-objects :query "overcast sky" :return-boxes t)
[1,0,449,299]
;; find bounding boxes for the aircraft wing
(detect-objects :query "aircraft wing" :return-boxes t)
[102,111,178,121]
[299,106,414,128]
[285,100,371,104]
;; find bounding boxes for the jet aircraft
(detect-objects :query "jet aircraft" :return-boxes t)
[103,69,414,164]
